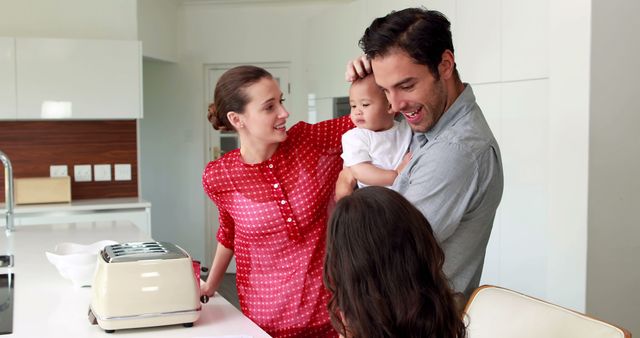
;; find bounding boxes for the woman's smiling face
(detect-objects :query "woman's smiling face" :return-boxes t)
[238,77,290,146]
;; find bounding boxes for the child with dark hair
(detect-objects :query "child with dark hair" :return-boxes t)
[324,186,466,338]
[340,74,412,191]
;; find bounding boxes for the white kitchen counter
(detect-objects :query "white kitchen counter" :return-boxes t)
[0,221,270,337]
[0,198,152,235]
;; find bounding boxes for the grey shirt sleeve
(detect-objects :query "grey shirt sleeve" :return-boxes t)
[393,141,479,242]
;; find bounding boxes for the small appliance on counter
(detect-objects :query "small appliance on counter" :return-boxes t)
[14,176,71,204]
[88,241,201,333]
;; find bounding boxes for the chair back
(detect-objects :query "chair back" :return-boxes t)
[464,285,631,338]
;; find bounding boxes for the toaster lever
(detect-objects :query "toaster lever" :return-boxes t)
[88,308,98,325]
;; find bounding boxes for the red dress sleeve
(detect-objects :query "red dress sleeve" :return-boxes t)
[202,160,235,250]
[214,207,235,250]
[288,115,354,155]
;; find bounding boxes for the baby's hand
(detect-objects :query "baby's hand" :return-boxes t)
[395,152,413,174]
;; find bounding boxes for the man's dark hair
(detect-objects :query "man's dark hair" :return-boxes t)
[359,7,456,79]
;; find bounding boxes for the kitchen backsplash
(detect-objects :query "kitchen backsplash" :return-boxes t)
[0,120,138,202]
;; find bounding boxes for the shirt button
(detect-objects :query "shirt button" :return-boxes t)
[287,217,292,222]
[280,200,286,205]
[268,164,274,169]
[273,183,279,188]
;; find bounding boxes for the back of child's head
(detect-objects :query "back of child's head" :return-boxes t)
[324,186,466,338]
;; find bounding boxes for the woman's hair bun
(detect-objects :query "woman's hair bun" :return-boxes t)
[208,102,230,131]
[208,65,272,132]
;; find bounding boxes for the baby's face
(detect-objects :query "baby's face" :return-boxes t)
[349,77,394,131]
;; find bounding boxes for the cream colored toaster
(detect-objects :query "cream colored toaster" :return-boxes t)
[88,241,201,333]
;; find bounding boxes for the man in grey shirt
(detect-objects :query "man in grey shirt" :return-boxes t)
[343,8,503,299]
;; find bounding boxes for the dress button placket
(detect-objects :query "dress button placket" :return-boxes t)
[264,162,300,240]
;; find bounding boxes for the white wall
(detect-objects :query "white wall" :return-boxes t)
[139,59,208,261]
[0,0,137,39]
[587,0,640,334]
[179,1,338,124]
[137,0,180,62]
[304,0,365,121]
[547,0,591,312]
[455,0,554,305]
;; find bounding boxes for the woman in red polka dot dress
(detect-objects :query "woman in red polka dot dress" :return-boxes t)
[200,65,353,337]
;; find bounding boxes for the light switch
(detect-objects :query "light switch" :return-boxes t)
[114,164,132,181]
[50,165,68,177]
[74,165,92,182]
[94,164,111,181]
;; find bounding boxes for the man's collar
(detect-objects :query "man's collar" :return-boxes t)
[424,83,474,141]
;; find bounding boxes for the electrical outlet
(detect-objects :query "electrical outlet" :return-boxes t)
[50,165,68,177]
[94,164,111,181]
[74,164,92,182]
[114,164,132,181]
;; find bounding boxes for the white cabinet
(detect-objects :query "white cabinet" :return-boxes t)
[455,0,501,84]
[0,37,16,120]
[454,0,548,84]
[501,0,549,81]
[15,38,142,119]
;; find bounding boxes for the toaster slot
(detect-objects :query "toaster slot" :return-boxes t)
[101,241,189,263]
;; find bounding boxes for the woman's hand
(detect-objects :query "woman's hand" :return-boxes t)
[199,245,234,303]
[345,55,372,82]
[200,278,216,299]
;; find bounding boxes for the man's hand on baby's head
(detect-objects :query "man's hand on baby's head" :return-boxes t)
[345,55,372,82]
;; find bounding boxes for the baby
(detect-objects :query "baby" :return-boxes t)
[341,74,412,188]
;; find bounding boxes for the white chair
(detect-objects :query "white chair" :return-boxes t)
[464,285,631,338]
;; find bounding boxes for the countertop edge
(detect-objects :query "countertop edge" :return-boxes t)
[1,197,151,214]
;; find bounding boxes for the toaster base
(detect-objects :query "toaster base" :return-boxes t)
[90,307,200,332]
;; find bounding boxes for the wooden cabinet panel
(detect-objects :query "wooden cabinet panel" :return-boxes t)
[16,38,141,119]
[0,120,138,202]
[0,37,16,120]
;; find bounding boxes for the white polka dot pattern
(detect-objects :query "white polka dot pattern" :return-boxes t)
[202,116,353,338]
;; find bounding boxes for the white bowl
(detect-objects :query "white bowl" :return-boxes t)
[58,263,97,287]
[46,240,118,287]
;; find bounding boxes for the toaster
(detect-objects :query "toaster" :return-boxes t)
[88,241,201,333]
